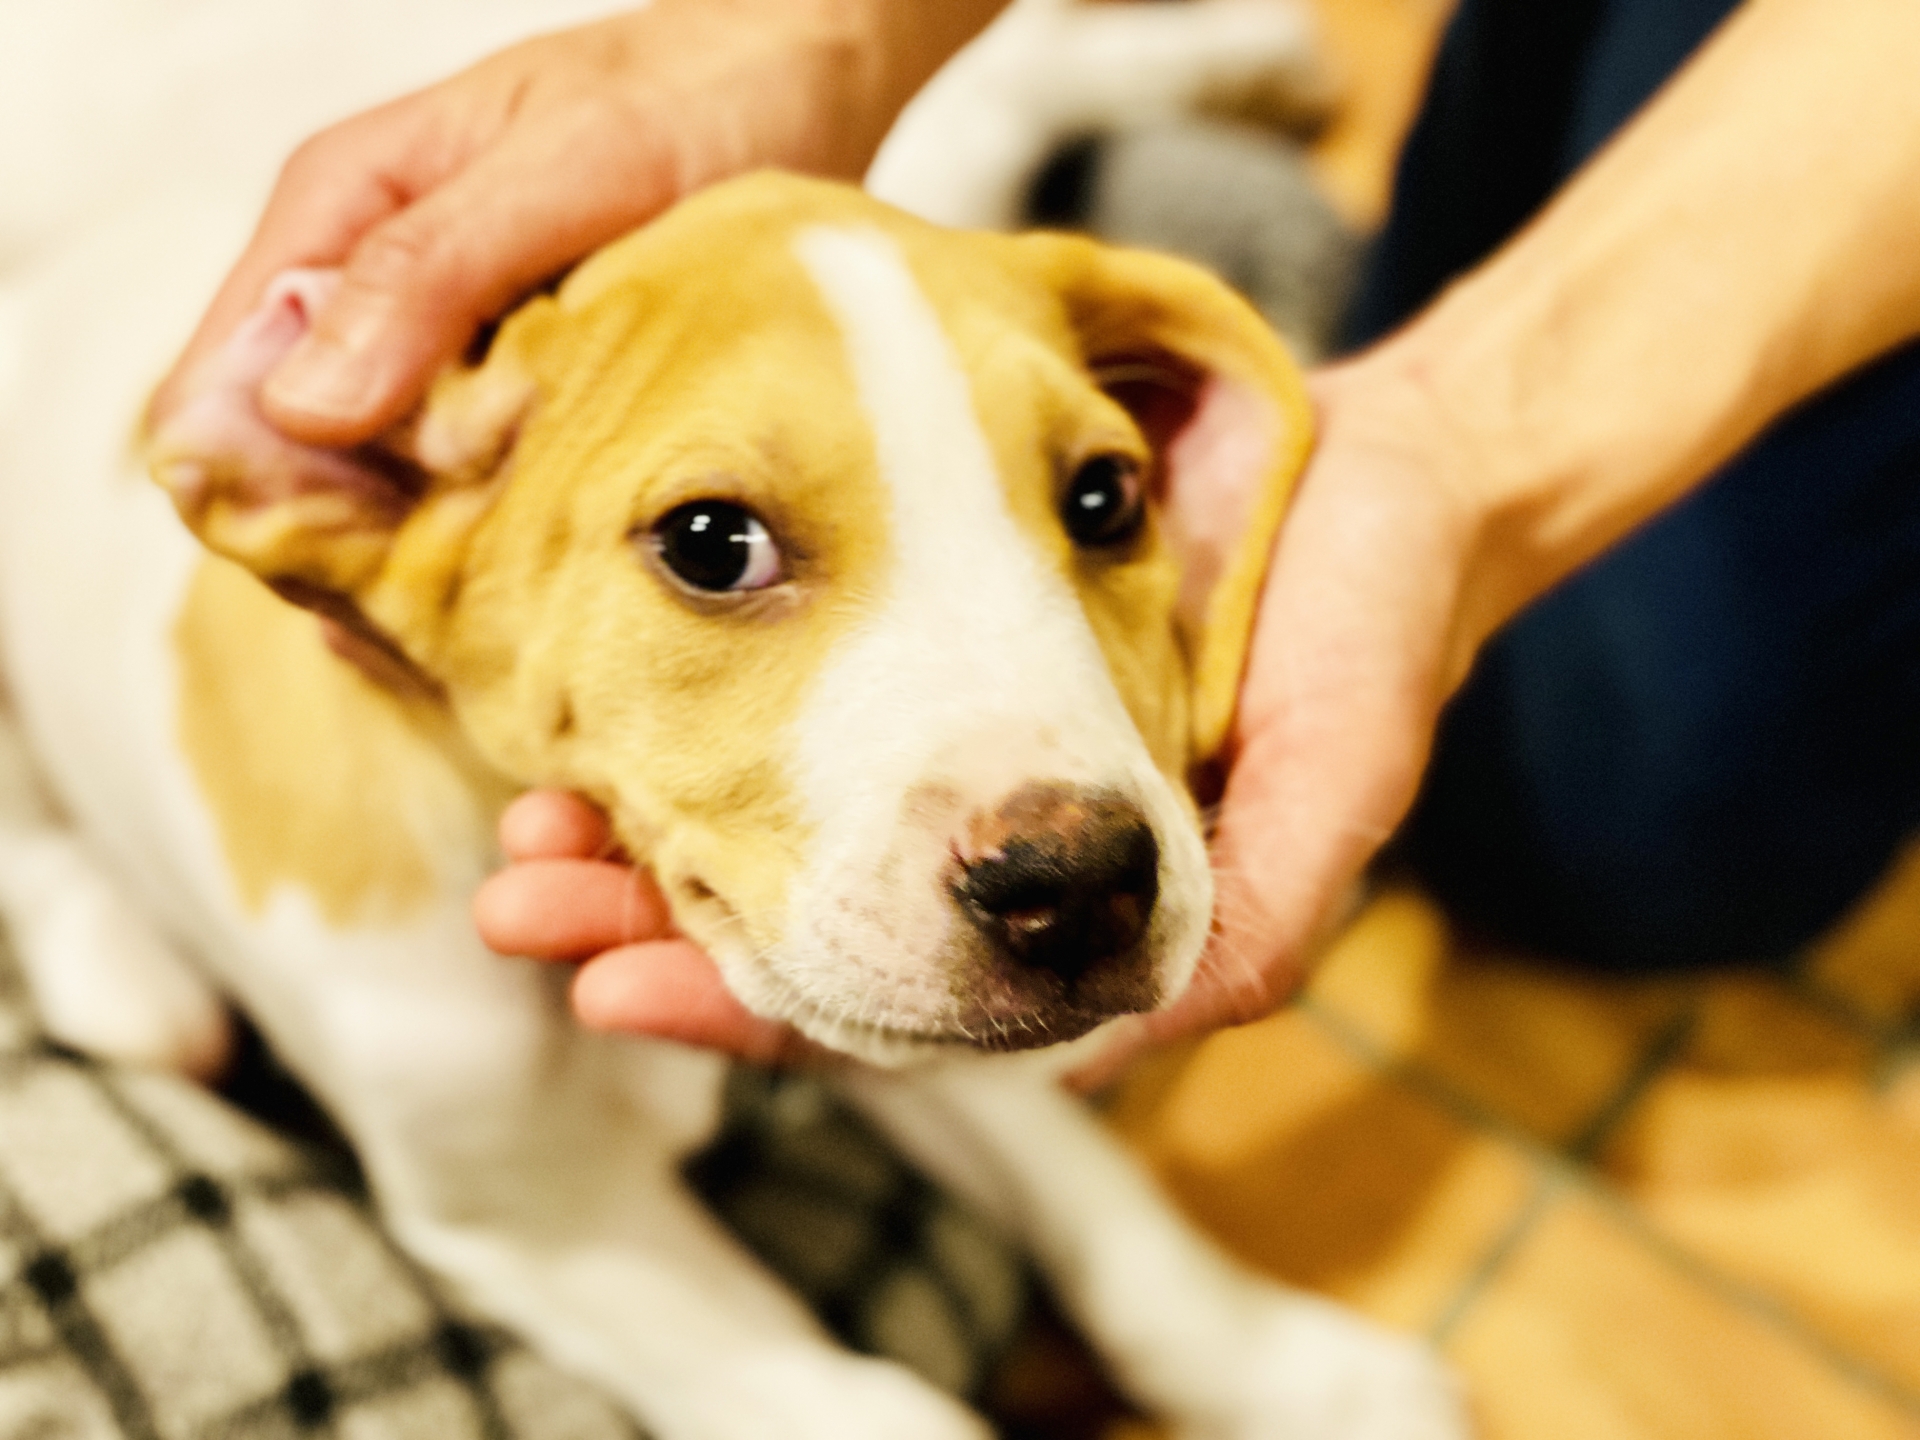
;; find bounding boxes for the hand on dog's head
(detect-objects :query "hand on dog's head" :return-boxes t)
[148,172,1312,1066]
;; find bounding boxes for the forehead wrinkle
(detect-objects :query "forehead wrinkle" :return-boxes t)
[518,231,848,487]
[502,302,852,582]
[452,223,887,803]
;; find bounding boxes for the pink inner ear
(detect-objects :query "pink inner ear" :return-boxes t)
[1156,374,1281,643]
[256,268,339,346]
[152,268,336,457]
[148,267,420,527]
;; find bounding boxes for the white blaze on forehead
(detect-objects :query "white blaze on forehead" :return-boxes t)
[789,225,1138,814]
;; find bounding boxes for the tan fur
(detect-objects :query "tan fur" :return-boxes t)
[161,172,1310,956]
[412,195,899,949]
[175,556,512,923]
[1020,232,1315,762]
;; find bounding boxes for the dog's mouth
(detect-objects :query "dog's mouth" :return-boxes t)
[798,997,1106,1055]
[658,834,1175,1064]
[741,957,1131,1063]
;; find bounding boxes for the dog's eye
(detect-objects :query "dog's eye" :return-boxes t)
[1062,454,1146,549]
[650,501,783,593]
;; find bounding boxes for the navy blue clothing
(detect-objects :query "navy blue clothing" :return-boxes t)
[1348,0,1920,968]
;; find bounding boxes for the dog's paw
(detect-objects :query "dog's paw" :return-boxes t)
[0,829,231,1078]
[1170,1294,1471,1440]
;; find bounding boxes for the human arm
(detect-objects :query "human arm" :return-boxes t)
[476,0,1920,1069]
[1110,0,1920,1063]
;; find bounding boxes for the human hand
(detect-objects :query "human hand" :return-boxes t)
[488,0,1920,1081]
[148,0,1002,450]
[1065,357,1516,1085]
[149,0,996,1066]
[472,790,823,1065]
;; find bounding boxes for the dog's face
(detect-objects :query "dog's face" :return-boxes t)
[153,174,1311,1063]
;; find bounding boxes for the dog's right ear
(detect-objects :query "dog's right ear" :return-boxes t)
[1020,232,1315,767]
[148,270,536,672]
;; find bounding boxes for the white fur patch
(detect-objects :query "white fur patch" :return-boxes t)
[749,226,1209,1058]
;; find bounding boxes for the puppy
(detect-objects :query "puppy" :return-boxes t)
[0,171,1467,1438]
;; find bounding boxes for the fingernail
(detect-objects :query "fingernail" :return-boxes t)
[263,330,376,424]
[266,276,393,422]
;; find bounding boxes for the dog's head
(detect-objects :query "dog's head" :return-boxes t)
[151,173,1311,1063]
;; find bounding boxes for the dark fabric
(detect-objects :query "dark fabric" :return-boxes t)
[1409,342,1920,968]
[1342,0,1607,349]
[1351,0,1920,967]
[684,1068,1031,1404]
[1347,0,1734,349]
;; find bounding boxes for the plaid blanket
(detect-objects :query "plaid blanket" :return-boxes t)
[0,921,1032,1439]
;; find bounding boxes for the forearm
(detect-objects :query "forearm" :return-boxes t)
[1344,0,1920,655]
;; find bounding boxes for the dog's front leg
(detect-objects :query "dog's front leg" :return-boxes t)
[837,1061,1471,1440]
[0,696,229,1075]
[384,1167,989,1440]
[314,1006,988,1440]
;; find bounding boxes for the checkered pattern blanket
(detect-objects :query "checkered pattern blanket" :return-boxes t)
[0,923,1031,1439]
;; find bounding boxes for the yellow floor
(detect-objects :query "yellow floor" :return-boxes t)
[1107,845,1920,1439]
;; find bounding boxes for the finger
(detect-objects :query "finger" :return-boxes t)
[1148,653,1424,1043]
[1140,765,1345,1043]
[152,95,450,429]
[1060,1014,1154,1094]
[572,941,818,1066]
[262,105,684,443]
[498,789,615,861]
[472,858,672,960]
[1143,461,1456,1045]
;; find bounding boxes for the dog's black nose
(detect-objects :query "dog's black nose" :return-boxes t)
[950,785,1160,981]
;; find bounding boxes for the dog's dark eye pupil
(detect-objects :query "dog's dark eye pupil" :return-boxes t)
[651,501,777,592]
[1062,455,1144,549]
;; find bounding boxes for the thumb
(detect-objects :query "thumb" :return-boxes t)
[260,117,680,444]
[258,189,510,444]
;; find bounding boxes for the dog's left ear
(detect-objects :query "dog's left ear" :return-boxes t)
[1023,233,1315,764]
[148,269,536,676]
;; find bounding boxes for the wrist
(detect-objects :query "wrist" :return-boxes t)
[1338,244,1760,663]
[1304,345,1537,684]
[1336,0,1920,660]
[593,0,961,187]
